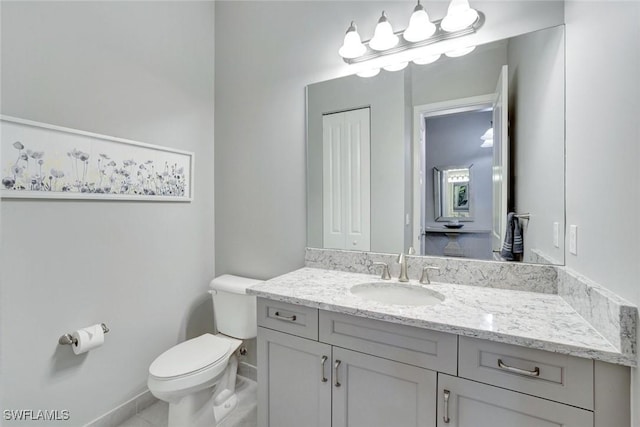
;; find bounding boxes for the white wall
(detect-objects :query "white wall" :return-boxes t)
[507,26,565,265]
[0,2,215,425]
[214,0,564,279]
[564,2,640,424]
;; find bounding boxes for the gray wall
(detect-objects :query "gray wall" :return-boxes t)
[0,2,215,425]
[214,0,565,279]
[564,2,640,424]
[307,73,406,254]
[508,26,565,265]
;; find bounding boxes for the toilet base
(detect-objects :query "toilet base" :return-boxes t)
[167,388,239,427]
[166,354,240,427]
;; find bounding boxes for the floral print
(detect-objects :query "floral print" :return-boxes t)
[3,140,187,197]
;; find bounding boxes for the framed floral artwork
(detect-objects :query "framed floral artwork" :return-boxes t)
[1,116,194,201]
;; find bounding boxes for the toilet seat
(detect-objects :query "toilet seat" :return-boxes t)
[149,334,232,380]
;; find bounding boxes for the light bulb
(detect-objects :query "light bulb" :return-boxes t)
[441,0,479,32]
[383,62,408,72]
[403,1,436,42]
[445,46,476,57]
[369,11,399,51]
[413,53,441,65]
[338,21,366,59]
[357,68,381,78]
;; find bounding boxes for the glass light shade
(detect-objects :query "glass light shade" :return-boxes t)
[338,22,366,59]
[480,127,493,147]
[413,53,441,65]
[441,0,479,32]
[383,62,408,72]
[369,12,399,51]
[445,45,476,57]
[403,3,436,42]
[357,68,381,78]
[480,139,493,148]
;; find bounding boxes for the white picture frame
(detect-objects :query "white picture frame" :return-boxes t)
[1,115,194,202]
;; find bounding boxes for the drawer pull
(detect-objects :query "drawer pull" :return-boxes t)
[498,359,540,377]
[274,311,297,322]
[443,390,450,423]
[334,360,342,387]
[321,356,328,383]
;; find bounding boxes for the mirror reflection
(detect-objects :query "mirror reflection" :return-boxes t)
[434,165,473,221]
[307,25,565,265]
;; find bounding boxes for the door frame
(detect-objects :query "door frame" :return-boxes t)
[411,94,495,254]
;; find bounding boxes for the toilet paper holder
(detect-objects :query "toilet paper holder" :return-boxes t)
[58,323,110,346]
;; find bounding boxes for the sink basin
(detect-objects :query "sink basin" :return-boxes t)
[350,282,445,306]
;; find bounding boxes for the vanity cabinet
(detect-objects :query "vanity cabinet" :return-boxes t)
[257,327,331,427]
[257,300,438,427]
[436,374,593,427]
[257,298,630,427]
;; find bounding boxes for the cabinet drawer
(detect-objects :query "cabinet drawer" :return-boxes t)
[257,298,319,340]
[319,310,457,374]
[458,336,594,410]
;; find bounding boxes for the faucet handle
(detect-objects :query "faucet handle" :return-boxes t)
[372,262,391,280]
[420,266,440,284]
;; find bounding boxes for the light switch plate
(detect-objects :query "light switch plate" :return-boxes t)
[569,225,578,255]
[553,222,559,248]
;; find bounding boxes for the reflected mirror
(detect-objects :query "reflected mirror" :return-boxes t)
[434,165,473,221]
[306,25,565,265]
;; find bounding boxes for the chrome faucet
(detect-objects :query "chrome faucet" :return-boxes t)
[397,253,409,282]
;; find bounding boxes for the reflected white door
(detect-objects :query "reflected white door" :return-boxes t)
[322,108,371,251]
[492,65,509,253]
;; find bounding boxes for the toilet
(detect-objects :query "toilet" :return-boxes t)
[147,274,260,427]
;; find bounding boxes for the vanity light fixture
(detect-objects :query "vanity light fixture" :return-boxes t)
[413,53,441,65]
[383,62,409,72]
[338,21,366,59]
[357,68,381,78]
[440,0,480,33]
[445,46,476,57]
[339,0,483,77]
[369,12,399,51]
[403,1,437,43]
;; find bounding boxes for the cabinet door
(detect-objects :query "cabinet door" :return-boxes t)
[332,347,437,427]
[437,374,593,427]
[257,327,331,427]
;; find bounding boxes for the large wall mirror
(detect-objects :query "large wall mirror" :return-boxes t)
[307,25,565,265]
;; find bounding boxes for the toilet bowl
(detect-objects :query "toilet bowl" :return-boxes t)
[147,275,261,427]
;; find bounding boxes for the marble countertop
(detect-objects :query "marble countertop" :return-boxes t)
[248,267,635,366]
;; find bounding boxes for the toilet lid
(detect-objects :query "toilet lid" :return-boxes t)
[149,334,231,378]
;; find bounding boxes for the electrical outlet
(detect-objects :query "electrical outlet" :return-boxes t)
[553,222,559,248]
[569,225,578,255]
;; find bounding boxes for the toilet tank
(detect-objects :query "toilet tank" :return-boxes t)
[209,274,261,339]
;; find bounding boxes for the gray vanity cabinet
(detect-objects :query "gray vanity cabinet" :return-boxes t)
[257,327,437,427]
[257,327,331,427]
[332,347,436,427]
[257,299,439,427]
[256,298,630,427]
[436,374,593,427]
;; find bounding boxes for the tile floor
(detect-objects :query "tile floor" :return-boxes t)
[116,377,257,427]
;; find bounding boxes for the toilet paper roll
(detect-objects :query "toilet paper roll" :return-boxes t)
[72,324,105,355]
